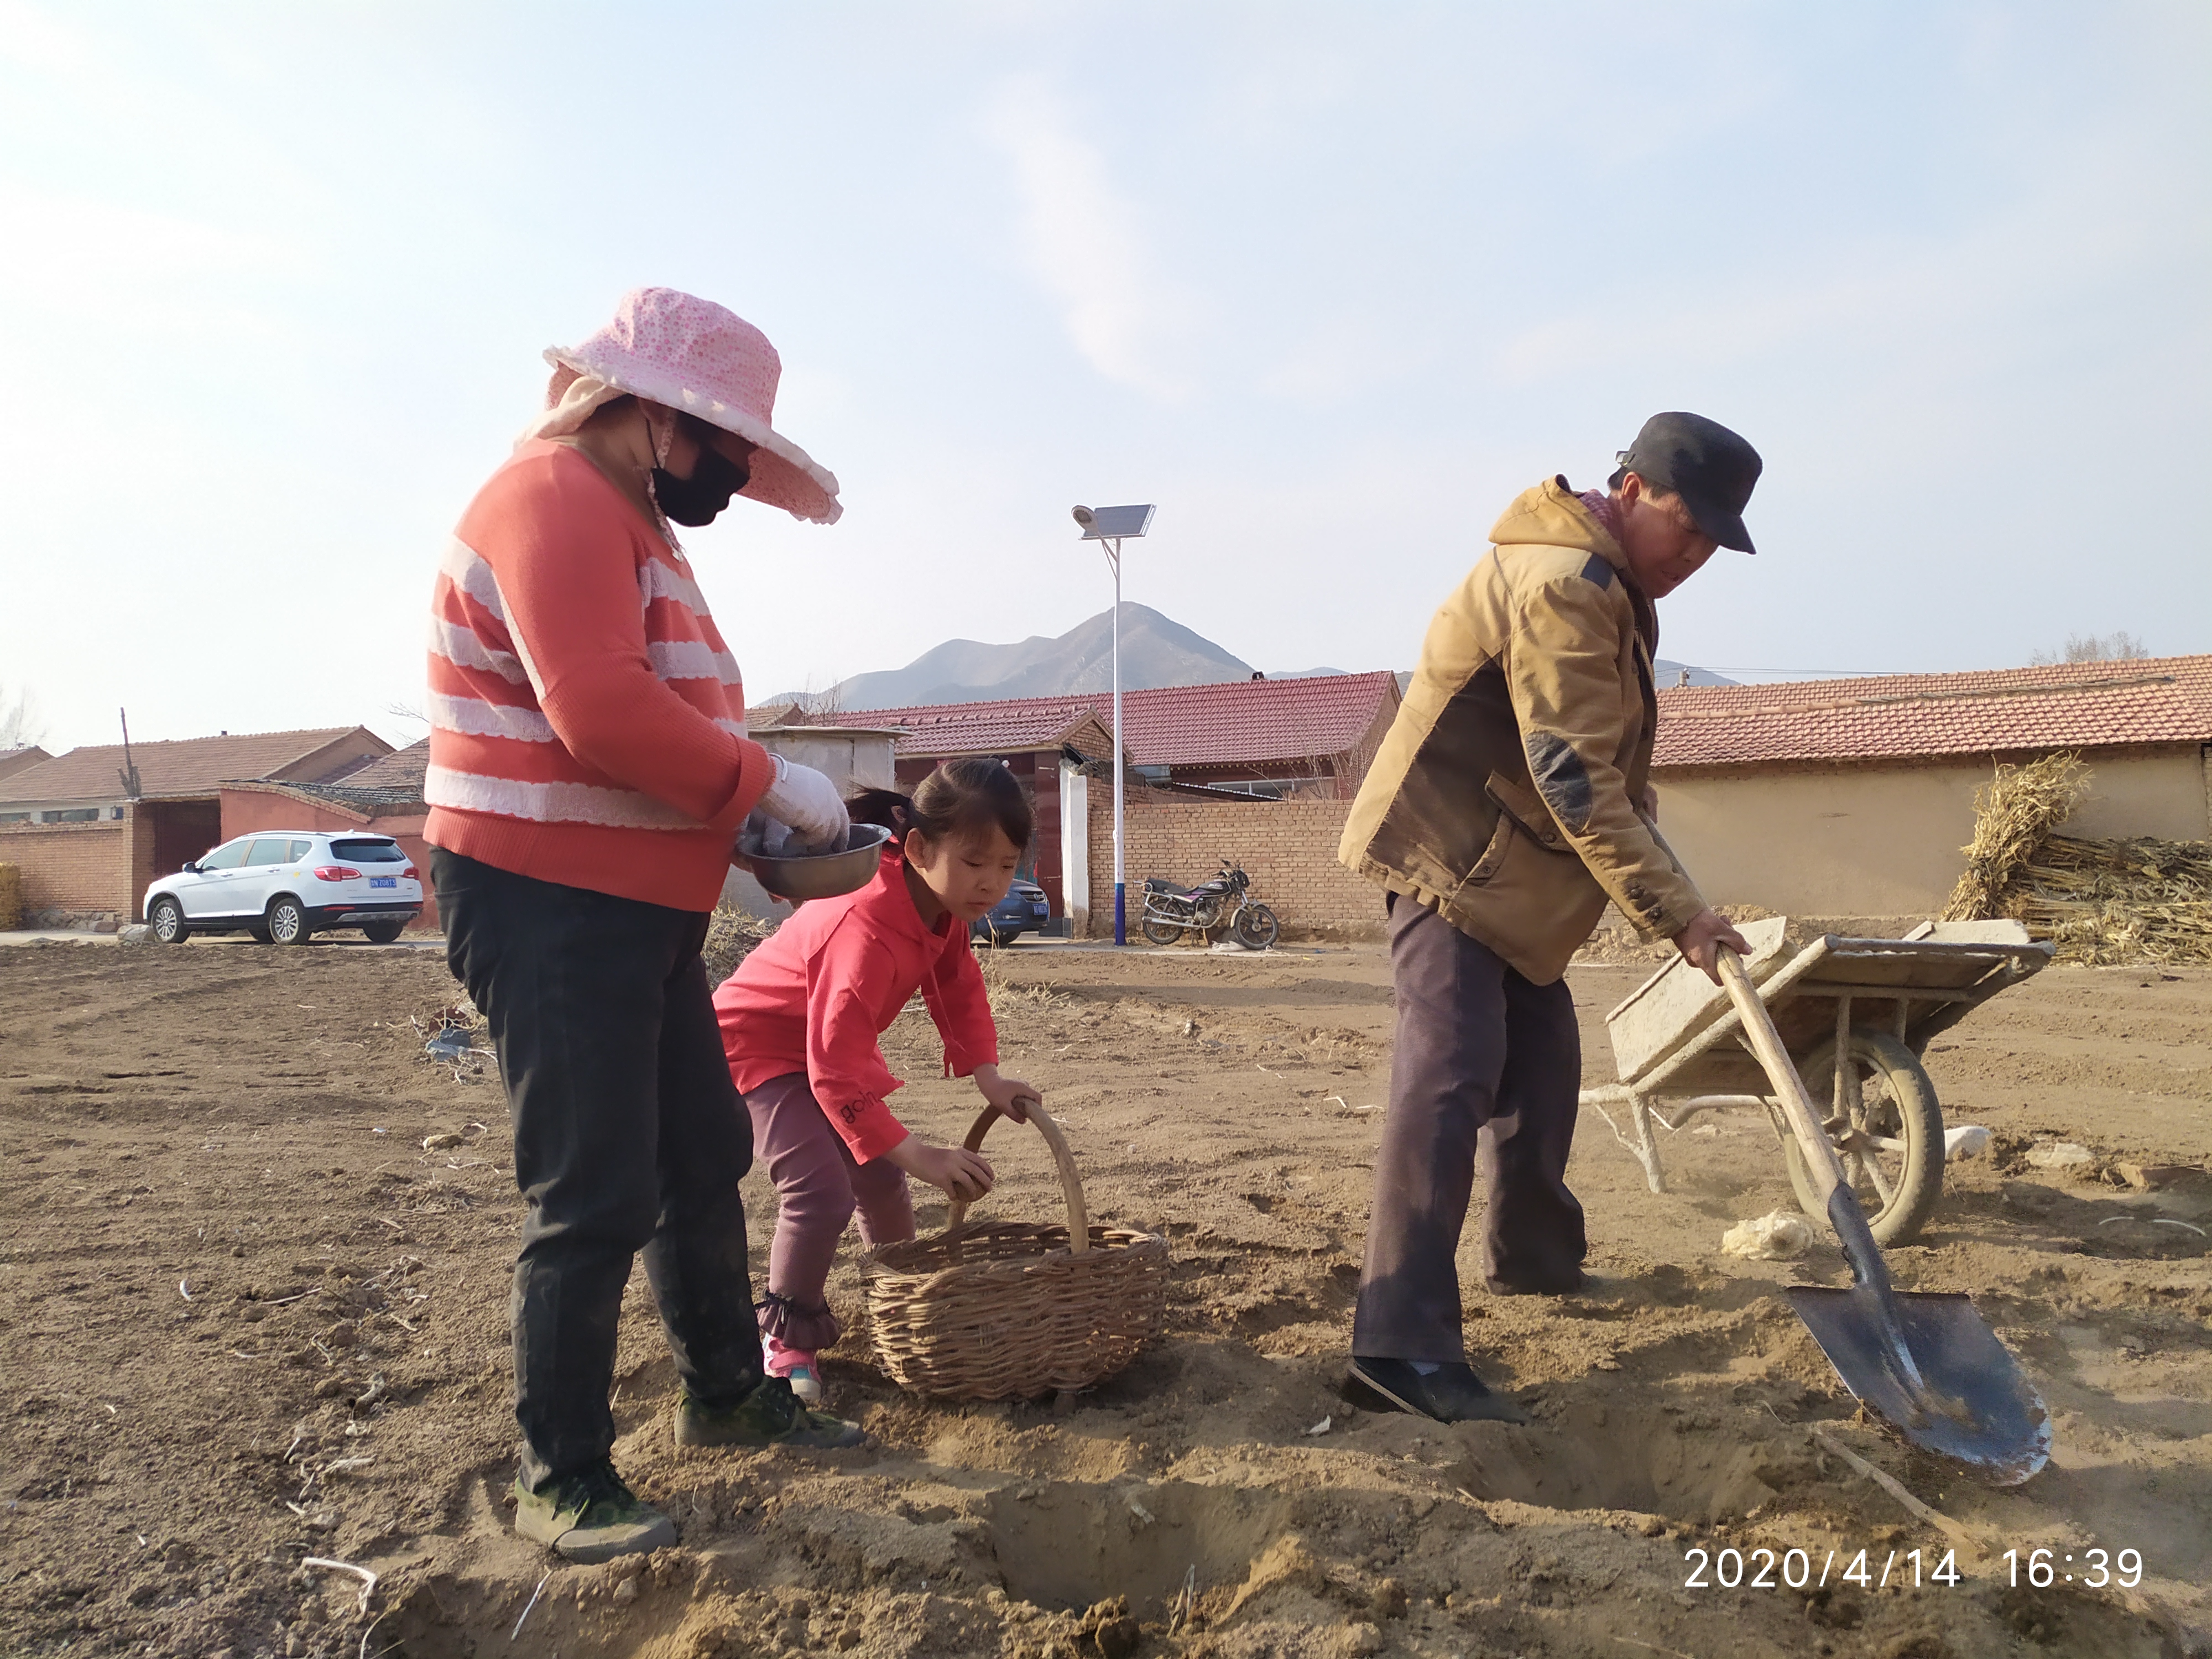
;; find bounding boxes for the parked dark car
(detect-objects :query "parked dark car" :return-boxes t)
[972,878,1051,947]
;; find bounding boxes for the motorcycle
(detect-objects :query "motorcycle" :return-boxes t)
[1139,858,1280,950]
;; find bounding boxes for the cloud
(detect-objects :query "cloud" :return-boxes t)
[985,76,1197,400]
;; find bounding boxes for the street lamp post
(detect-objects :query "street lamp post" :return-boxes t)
[1071,503,1156,946]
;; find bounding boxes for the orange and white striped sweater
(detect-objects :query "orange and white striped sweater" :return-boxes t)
[424,440,776,911]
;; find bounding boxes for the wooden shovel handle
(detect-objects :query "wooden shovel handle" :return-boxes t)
[1716,946,1849,1206]
[945,1100,1091,1254]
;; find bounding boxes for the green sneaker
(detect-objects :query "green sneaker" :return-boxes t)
[676,1375,867,1451]
[513,1462,677,1563]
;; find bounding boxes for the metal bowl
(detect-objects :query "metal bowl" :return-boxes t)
[738,821,893,901]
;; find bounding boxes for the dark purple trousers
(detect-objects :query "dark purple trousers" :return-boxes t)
[1352,894,1587,1363]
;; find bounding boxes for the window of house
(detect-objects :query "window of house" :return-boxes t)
[45,808,100,823]
[0,812,28,823]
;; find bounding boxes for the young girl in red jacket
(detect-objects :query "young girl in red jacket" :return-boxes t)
[713,758,1045,1402]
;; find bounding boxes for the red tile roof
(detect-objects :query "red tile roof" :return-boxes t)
[0,727,389,805]
[804,699,1119,759]
[331,738,429,794]
[801,673,1400,768]
[0,745,51,782]
[1653,655,2212,769]
[246,739,431,813]
[1116,672,1399,768]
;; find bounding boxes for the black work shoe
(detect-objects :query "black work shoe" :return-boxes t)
[1486,1270,1599,1296]
[512,1462,676,1563]
[675,1376,866,1452]
[1345,1357,1530,1425]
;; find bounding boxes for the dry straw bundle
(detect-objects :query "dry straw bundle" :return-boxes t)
[1942,752,2090,921]
[2001,836,2212,966]
[1945,753,2212,964]
[0,863,20,931]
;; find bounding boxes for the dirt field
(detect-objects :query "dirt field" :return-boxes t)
[3,933,2208,1659]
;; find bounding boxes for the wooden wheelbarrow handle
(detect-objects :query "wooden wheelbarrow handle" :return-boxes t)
[1716,946,1850,1207]
[945,1100,1091,1254]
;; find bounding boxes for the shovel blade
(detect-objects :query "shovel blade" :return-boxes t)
[1785,1286,2051,1484]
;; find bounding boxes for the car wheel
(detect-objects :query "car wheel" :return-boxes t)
[149,897,189,945]
[266,895,309,946]
[362,921,405,945]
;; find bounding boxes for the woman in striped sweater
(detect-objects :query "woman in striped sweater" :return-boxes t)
[426,288,862,1565]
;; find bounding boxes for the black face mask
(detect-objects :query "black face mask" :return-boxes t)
[653,444,751,527]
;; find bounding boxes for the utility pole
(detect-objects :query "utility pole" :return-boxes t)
[1070,504,1157,945]
[117,708,143,800]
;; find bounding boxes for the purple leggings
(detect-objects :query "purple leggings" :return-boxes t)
[744,1071,915,1350]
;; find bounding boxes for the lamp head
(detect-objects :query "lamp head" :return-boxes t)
[1071,505,1095,530]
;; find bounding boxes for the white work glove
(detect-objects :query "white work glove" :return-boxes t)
[755,754,849,855]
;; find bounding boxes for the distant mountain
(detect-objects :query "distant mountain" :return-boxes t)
[785,603,1257,711]
[774,607,1734,713]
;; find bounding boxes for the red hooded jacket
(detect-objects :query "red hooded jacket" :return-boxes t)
[713,848,999,1162]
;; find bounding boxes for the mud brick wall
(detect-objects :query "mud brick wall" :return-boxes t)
[0,816,147,920]
[1081,796,1384,940]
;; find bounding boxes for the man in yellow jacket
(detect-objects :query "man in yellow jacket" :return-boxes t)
[1339,411,1760,1423]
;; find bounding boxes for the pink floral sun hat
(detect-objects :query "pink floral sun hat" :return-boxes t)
[525,286,842,525]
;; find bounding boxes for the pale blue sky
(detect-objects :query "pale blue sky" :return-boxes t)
[2,2,2206,750]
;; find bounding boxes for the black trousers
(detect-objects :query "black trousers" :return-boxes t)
[1352,893,1587,1364]
[434,849,762,1490]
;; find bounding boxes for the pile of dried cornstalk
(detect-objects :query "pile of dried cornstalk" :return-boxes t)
[702,904,775,987]
[1944,752,2212,964]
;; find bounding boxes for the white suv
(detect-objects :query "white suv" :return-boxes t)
[144,831,424,946]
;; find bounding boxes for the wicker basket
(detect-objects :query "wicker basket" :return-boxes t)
[863,1104,1167,1401]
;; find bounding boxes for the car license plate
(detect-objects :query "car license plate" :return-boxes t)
[371,877,397,889]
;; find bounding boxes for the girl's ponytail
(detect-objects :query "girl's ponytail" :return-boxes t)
[847,760,1033,852]
[846,787,914,835]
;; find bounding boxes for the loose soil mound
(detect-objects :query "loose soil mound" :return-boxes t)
[2,937,2206,1657]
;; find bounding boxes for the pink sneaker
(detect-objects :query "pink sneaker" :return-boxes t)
[763,1334,823,1405]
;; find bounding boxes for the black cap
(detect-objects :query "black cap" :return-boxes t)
[1608,411,1762,554]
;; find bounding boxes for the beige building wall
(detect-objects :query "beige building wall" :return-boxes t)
[1656,747,2210,917]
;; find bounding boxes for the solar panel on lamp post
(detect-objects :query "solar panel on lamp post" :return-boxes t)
[1071,504,1156,946]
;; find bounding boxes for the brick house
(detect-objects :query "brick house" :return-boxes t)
[1113,672,1400,798]
[0,726,391,925]
[780,674,1401,931]
[219,739,437,930]
[760,699,1119,922]
[1651,655,2212,916]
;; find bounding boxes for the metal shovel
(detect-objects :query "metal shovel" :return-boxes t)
[1716,947,2050,1484]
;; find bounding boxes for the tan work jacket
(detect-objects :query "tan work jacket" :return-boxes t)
[1339,478,1706,983]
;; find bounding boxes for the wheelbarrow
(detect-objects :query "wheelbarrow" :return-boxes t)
[1580,915,2051,1245]
[1583,915,2056,1482]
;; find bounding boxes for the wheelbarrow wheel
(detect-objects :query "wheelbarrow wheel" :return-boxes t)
[1782,1027,1944,1246]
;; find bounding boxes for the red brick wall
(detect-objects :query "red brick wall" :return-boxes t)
[1080,795,1384,940]
[0,817,138,920]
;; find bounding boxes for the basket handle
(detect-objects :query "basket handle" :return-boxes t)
[945,1100,1090,1254]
